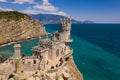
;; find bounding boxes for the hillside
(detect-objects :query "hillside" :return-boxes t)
[30,14,82,24]
[0,11,47,45]
[0,11,31,21]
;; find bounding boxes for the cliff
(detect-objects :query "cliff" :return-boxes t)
[67,57,83,80]
[0,57,83,80]
[0,11,47,45]
[0,12,83,80]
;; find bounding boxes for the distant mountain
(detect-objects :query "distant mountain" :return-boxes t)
[0,10,3,12]
[82,20,94,24]
[30,14,82,24]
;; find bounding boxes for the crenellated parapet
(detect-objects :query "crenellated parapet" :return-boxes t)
[60,16,72,32]
[59,16,72,43]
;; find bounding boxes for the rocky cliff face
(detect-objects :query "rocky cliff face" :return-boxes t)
[67,57,83,80]
[0,57,83,80]
[0,11,47,45]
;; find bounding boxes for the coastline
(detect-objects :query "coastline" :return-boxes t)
[0,37,38,47]
[0,38,84,80]
[68,56,83,80]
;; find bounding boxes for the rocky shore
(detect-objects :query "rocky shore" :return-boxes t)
[67,57,83,80]
[0,11,47,45]
[0,11,83,80]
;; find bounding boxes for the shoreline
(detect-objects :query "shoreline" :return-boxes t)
[70,56,83,80]
[0,37,38,47]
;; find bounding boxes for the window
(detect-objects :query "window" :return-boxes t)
[56,49,59,57]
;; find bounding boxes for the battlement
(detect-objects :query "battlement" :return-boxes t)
[32,46,49,52]
[60,17,72,32]
[60,24,71,32]
[39,38,53,48]
[60,16,72,25]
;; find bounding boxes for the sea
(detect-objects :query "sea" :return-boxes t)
[0,24,120,80]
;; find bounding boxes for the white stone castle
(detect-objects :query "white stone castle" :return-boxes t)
[32,16,72,70]
[0,17,83,80]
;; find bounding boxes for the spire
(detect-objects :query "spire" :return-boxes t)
[70,16,72,24]
[63,17,66,24]
[60,17,62,23]
[66,15,69,21]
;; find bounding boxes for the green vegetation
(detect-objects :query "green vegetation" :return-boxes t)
[0,11,31,21]
[55,76,59,80]
[13,76,19,80]
[16,59,20,63]
[0,11,46,45]
[47,69,58,73]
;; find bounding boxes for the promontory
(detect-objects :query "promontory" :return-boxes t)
[0,11,47,45]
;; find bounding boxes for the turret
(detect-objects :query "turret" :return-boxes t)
[59,16,72,43]
[60,17,71,32]
[14,44,21,59]
[14,44,21,73]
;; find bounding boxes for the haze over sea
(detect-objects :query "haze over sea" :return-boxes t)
[0,24,120,80]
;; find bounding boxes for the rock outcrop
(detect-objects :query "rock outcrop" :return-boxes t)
[67,57,83,80]
[0,11,83,80]
[0,11,47,45]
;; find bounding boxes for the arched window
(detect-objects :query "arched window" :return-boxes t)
[61,48,64,55]
[33,60,36,64]
[56,49,59,57]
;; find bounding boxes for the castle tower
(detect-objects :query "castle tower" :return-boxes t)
[15,59,20,73]
[14,44,21,59]
[59,16,72,43]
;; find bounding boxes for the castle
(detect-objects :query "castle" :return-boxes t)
[32,16,72,70]
[0,17,83,80]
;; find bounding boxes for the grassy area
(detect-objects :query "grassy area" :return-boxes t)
[0,11,31,21]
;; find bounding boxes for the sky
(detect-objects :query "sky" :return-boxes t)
[0,0,120,23]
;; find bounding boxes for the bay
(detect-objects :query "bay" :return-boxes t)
[0,24,120,80]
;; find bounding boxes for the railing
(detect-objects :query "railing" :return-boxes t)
[62,50,72,59]
[23,56,37,59]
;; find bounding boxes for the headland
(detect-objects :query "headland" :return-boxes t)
[0,16,83,80]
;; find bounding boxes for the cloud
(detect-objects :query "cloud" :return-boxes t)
[55,11,67,16]
[13,0,35,4]
[33,4,57,12]
[20,9,39,14]
[0,0,6,2]
[0,0,67,16]
[34,0,58,12]
[20,8,67,16]
[46,11,67,16]
[0,7,14,11]
[32,0,67,16]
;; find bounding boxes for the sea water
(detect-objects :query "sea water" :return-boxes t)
[0,24,120,80]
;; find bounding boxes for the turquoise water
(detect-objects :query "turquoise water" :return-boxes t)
[0,24,120,80]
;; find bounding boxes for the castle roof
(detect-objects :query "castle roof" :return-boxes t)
[14,44,21,48]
